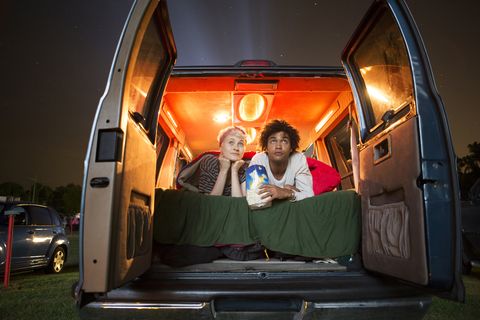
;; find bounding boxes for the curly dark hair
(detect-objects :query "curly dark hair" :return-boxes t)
[259,119,300,152]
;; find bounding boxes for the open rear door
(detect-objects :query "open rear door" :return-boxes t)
[81,0,176,293]
[342,0,464,301]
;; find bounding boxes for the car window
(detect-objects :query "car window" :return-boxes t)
[350,9,414,134]
[0,205,27,225]
[14,212,27,225]
[26,206,53,225]
[48,208,62,226]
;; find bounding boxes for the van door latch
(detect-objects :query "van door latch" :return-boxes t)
[90,177,110,188]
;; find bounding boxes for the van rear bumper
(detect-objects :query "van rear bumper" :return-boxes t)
[78,271,433,319]
[80,296,431,320]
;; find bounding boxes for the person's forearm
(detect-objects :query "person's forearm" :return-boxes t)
[209,170,229,195]
[230,169,244,197]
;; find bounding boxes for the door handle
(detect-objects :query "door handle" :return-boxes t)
[373,136,391,164]
[27,230,35,235]
[90,177,110,188]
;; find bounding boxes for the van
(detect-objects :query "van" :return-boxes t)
[75,0,464,319]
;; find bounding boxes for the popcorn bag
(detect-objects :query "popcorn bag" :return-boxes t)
[246,165,272,210]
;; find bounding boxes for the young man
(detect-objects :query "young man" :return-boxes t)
[249,119,314,202]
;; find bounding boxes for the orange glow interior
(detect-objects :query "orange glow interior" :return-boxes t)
[162,76,352,157]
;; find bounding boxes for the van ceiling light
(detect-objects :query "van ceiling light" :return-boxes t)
[213,112,230,123]
[315,109,335,133]
[245,127,257,144]
[238,94,265,122]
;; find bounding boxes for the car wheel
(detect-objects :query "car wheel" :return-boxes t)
[47,246,66,273]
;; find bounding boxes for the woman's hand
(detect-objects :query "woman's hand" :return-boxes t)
[231,159,245,172]
[218,156,231,172]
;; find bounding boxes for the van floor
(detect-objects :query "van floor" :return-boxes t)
[151,258,347,272]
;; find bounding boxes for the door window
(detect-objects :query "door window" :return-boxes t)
[325,116,357,190]
[349,9,414,137]
[126,13,167,129]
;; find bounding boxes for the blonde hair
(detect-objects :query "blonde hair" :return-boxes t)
[217,126,247,146]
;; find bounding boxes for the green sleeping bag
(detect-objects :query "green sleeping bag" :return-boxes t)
[153,189,361,258]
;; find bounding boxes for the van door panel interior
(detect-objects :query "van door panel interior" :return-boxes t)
[360,118,427,285]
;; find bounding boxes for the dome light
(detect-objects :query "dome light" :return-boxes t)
[238,94,265,122]
[213,112,230,123]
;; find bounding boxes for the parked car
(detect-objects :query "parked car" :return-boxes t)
[462,178,480,274]
[0,202,70,274]
[75,0,464,319]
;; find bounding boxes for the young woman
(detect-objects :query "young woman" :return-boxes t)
[197,126,247,197]
[177,126,248,197]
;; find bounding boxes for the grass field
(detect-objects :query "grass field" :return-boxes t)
[1,232,479,320]
[0,232,80,320]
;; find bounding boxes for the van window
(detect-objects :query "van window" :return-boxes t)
[155,124,170,177]
[325,116,356,190]
[350,10,414,133]
[126,14,166,129]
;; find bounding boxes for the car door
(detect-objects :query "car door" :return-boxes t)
[81,0,176,293]
[4,206,30,270]
[342,0,464,301]
[23,206,55,261]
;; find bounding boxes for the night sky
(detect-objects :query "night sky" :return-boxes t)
[0,0,479,188]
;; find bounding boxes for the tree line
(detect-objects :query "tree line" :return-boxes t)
[0,182,81,216]
[457,141,480,201]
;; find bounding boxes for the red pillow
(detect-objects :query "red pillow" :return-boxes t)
[306,157,341,195]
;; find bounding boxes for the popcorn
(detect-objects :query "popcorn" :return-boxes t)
[246,165,272,210]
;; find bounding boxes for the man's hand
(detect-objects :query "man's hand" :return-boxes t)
[284,184,300,192]
[258,184,293,200]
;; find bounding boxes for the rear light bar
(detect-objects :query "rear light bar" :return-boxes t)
[235,60,277,67]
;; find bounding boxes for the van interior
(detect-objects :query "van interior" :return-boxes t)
[150,69,360,273]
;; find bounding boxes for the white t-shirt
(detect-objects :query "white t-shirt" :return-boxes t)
[249,152,314,201]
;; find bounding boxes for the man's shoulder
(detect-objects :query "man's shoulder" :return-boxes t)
[290,152,307,162]
[250,152,267,162]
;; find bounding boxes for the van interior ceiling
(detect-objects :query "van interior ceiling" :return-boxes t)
[160,76,353,159]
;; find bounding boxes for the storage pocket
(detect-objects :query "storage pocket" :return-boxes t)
[365,201,410,259]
